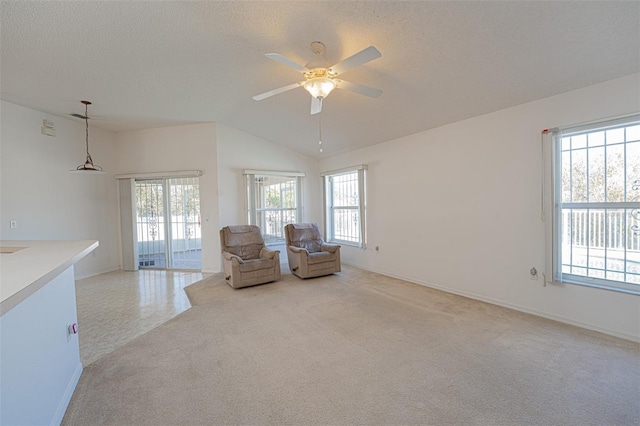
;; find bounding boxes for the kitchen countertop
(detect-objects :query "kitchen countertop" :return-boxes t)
[0,240,98,315]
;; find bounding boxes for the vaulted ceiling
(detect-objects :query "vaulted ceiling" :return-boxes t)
[1,1,639,158]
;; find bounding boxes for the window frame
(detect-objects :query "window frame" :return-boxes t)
[545,114,640,295]
[322,165,367,248]
[244,170,304,245]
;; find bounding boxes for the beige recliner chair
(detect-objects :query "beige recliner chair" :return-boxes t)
[284,223,341,279]
[219,225,281,288]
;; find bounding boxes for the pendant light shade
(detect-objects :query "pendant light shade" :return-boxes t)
[70,100,105,174]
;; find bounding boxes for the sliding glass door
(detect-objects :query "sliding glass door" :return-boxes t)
[135,177,202,270]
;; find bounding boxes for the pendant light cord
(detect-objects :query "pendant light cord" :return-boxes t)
[85,103,92,162]
[73,100,103,172]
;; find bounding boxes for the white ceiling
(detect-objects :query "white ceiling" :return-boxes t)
[1,1,639,158]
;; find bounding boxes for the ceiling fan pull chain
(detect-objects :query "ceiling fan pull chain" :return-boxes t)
[318,113,323,153]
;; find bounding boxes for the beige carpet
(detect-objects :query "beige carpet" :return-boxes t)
[63,265,639,425]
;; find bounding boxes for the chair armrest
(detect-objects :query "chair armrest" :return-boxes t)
[222,251,244,264]
[260,247,279,259]
[288,246,309,255]
[321,243,340,253]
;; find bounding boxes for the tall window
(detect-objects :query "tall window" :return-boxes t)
[245,170,304,244]
[322,165,367,247]
[549,115,640,294]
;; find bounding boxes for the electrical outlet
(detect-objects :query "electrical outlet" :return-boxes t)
[10,220,17,229]
[529,267,538,280]
[66,322,78,342]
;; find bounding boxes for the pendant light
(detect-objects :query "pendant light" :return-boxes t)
[70,100,105,174]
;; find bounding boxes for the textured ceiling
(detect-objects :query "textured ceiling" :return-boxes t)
[1,1,639,158]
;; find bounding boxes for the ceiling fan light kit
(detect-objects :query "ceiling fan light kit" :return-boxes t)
[302,77,336,99]
[70,100,106,174]
[253,41,382,115]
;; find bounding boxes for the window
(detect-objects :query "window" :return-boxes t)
[244,170,304,244]
[322,165,367,247]
[547,115,640,294]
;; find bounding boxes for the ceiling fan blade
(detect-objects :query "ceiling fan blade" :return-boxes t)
[265,53,308,72]
[336,80,383,98]
[253,82,301,101]
[310,97,322,115]
[329,46,381,76]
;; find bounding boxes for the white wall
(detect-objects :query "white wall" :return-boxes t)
[0,101,120,278]
[115,123,220,273]
[319,73,640,342]
[216,123,321,229]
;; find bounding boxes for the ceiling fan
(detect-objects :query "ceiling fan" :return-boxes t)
[253,41,382,114]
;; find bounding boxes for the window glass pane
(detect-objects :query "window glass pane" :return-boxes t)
[572,134,587,149]
[606,144,625,202]
[259,176,296,209]
[561,208,572,268]
[571,210,588,267]
[561,136,571,151]
[572,266,587,276]
[626,210,640,284]
[258,209,296,244]
[604,209,626,280]
[587,209,605,267]
[562,154,571,203]
[587,146,605,202]
[332,172,359,207]
[628,142,640,202]
[136,180,166,268]
[570,149,587,202]
[588,131,605,147]
[627,125,640,143]
[606,128,625,145]
[333,208,360,243]
[605,209,626,255]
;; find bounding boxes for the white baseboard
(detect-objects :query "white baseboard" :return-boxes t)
[74,266,120,281]
[342,261,640,343]
[52,361,83,426]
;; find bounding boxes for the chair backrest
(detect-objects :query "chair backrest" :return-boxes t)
[220,225,265,260]
[285,223,324,253]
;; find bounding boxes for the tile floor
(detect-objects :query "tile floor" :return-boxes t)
[74,269,206,366]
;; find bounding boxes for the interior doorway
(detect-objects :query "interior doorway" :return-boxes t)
[135,177,202,270]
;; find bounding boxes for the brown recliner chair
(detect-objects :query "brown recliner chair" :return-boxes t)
[284,223,341,279]
[219,225,281,288]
